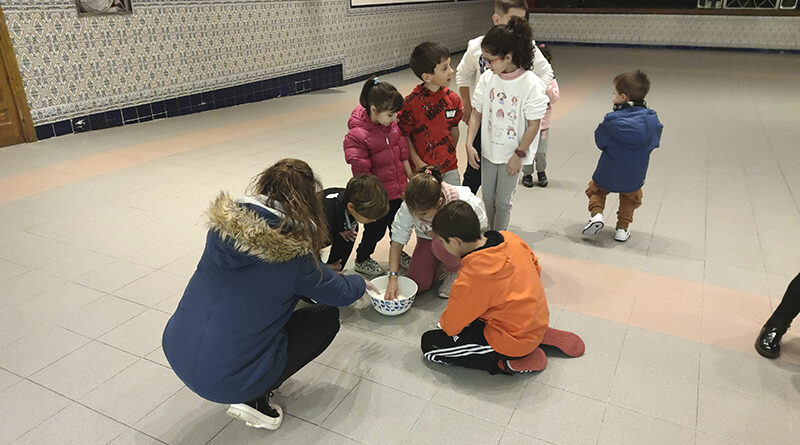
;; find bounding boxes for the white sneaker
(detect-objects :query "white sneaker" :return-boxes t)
[438,271,457,298]
[226,402,283,430]
[614,228,630,242]
[581,214,605,237]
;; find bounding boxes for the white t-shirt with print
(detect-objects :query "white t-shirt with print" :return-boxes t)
[472,70,549,165]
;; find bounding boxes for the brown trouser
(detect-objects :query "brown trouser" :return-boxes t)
[585,180,643,230]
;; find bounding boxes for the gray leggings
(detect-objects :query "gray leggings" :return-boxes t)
[480,158,520,231]
[523,129,550,175]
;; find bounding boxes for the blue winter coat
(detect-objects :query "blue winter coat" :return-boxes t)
[591,107,663,193]
[162,193,366,404]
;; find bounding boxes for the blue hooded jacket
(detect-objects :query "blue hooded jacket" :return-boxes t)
[162,192,366,404]
[592,107,663,193]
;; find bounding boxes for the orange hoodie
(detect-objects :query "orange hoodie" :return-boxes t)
[439,231,549,357]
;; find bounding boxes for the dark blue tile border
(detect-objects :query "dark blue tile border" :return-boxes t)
[35,64,351,141]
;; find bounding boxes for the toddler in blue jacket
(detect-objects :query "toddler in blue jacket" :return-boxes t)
[582,70,663,242]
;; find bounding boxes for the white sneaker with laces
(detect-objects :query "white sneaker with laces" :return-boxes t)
[226,402,283,430]
[581,213,605,237]
[438,271,457,298]
[614,228,630,242]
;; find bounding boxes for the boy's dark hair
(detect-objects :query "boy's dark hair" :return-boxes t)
[494,0,529,17]
[347,174,389,220]
[405,165,444,212]
[359,77,404,114]
[409,42,451,80]
[614,70,650,102]
[482,16,534,71]
[432,201,481,243]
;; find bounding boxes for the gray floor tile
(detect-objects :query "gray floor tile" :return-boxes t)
[113,270,188,308]
[598,405,694,445]
[74,259,155,294]
[619,326,701,380]
[0,259,29,284]
[0,324,89,377]
[98,309,171,357]
[0,269,67,308]
[15,281,105,324]
[533,350,618,401]
[81,359,184,425]
[314,325,395,377]
[508,382,605,445]
[0,380,71,443]
[553,310,628,358]
[12,402,127,445]
[363,341,444,400]
[497,429,552,445]
[697,383,794,445]
[609,361,698,428]
[209,414,319,445]
[431,365,529,427]
[135,386,231,445]
[59,295,147,338]
[694,431,747,445]
[0,368,21,394]
[321,380,428,445]
[108,428,168,445]
[30,341,138,399]
[699,344,792,403]
[405,403,505,445]
[277,361,361,425]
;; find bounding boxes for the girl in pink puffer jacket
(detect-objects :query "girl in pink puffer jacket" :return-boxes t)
[343,77,413,276]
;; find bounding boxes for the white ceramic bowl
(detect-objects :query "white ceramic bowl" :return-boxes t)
[367,275,417,316]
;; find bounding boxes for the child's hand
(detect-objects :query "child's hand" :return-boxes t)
[327,260,343,273]
[384,276,400,300]
[466,145,480,169]
[364,277,379,294]
[339,229,357,242]
[507,154,522,176]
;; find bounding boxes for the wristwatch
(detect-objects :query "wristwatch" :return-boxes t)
[514,149,527,158]
[387,271,399,277]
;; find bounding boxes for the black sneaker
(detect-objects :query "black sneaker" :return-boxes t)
[537,171,548,187]
[522,174,534,188]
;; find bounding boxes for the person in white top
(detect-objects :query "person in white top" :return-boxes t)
[456,0,554,194]
[465,16,549,231]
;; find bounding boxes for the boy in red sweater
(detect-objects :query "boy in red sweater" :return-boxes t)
[421,201,585,374]
[399,42,463,186]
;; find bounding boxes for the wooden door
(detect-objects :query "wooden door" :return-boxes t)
[0,6,35,147]
[0,52,25,146]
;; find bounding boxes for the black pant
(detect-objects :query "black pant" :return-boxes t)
[766,273,800,328]
[326,230,355,270]
[421,320,520,375]
[264,305,340,394]
[462,126,482,194]
[355,198,402,263]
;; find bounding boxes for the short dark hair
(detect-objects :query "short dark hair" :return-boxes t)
[347,174,389,220]
[359,77,404,113]
[409,42,450,80]
[432,201,481,243]
[614,70,650,102]
[494,0,529,17]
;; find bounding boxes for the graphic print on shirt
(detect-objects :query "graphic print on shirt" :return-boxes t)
[497,92,507,105]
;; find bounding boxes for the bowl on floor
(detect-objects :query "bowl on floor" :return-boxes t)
[367,275,417,316]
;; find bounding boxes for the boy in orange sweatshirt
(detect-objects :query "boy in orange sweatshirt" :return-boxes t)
[421,201,584,374]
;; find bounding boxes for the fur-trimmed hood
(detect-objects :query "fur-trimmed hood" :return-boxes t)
[206,192,313,266]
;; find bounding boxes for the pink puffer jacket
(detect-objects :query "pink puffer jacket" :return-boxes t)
[343,106,410,200]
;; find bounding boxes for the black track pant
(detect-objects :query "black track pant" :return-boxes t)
[462,126,482,194]
[421,320,520,375]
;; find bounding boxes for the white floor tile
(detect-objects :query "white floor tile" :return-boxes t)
[405,403,505,445]
[59,295,147,338]
[80,359,184,425]
[598,405,695,445]
[113,270,188,308]
[0,380,71,443]
[12,402,127,445]
[277,361,361,425]
[98,309,170,357]
[134,387,231,445]
[0,324,89,377]
[30,341,138,399]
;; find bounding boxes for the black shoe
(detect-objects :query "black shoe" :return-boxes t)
[755,324,788,359]
[246,391,281,418]
[522,174,534,188]
[537,171,548,187]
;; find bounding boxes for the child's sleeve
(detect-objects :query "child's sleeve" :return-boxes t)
[398,99,416,136]
[451,93,463,127]
[439,280,490,336]
[295,256,366,306]
[464,193,489,232]
[547,79,559,105]
[594,118,611,151]
[455,38,479,90]
[531,44,554,88]
[471,73,488,113]
[397,128,410,161]
[343,131,372,176]
[390,202,415,245]
[522,79,549,121]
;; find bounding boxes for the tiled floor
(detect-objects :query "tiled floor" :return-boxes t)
[1,45,799,444]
